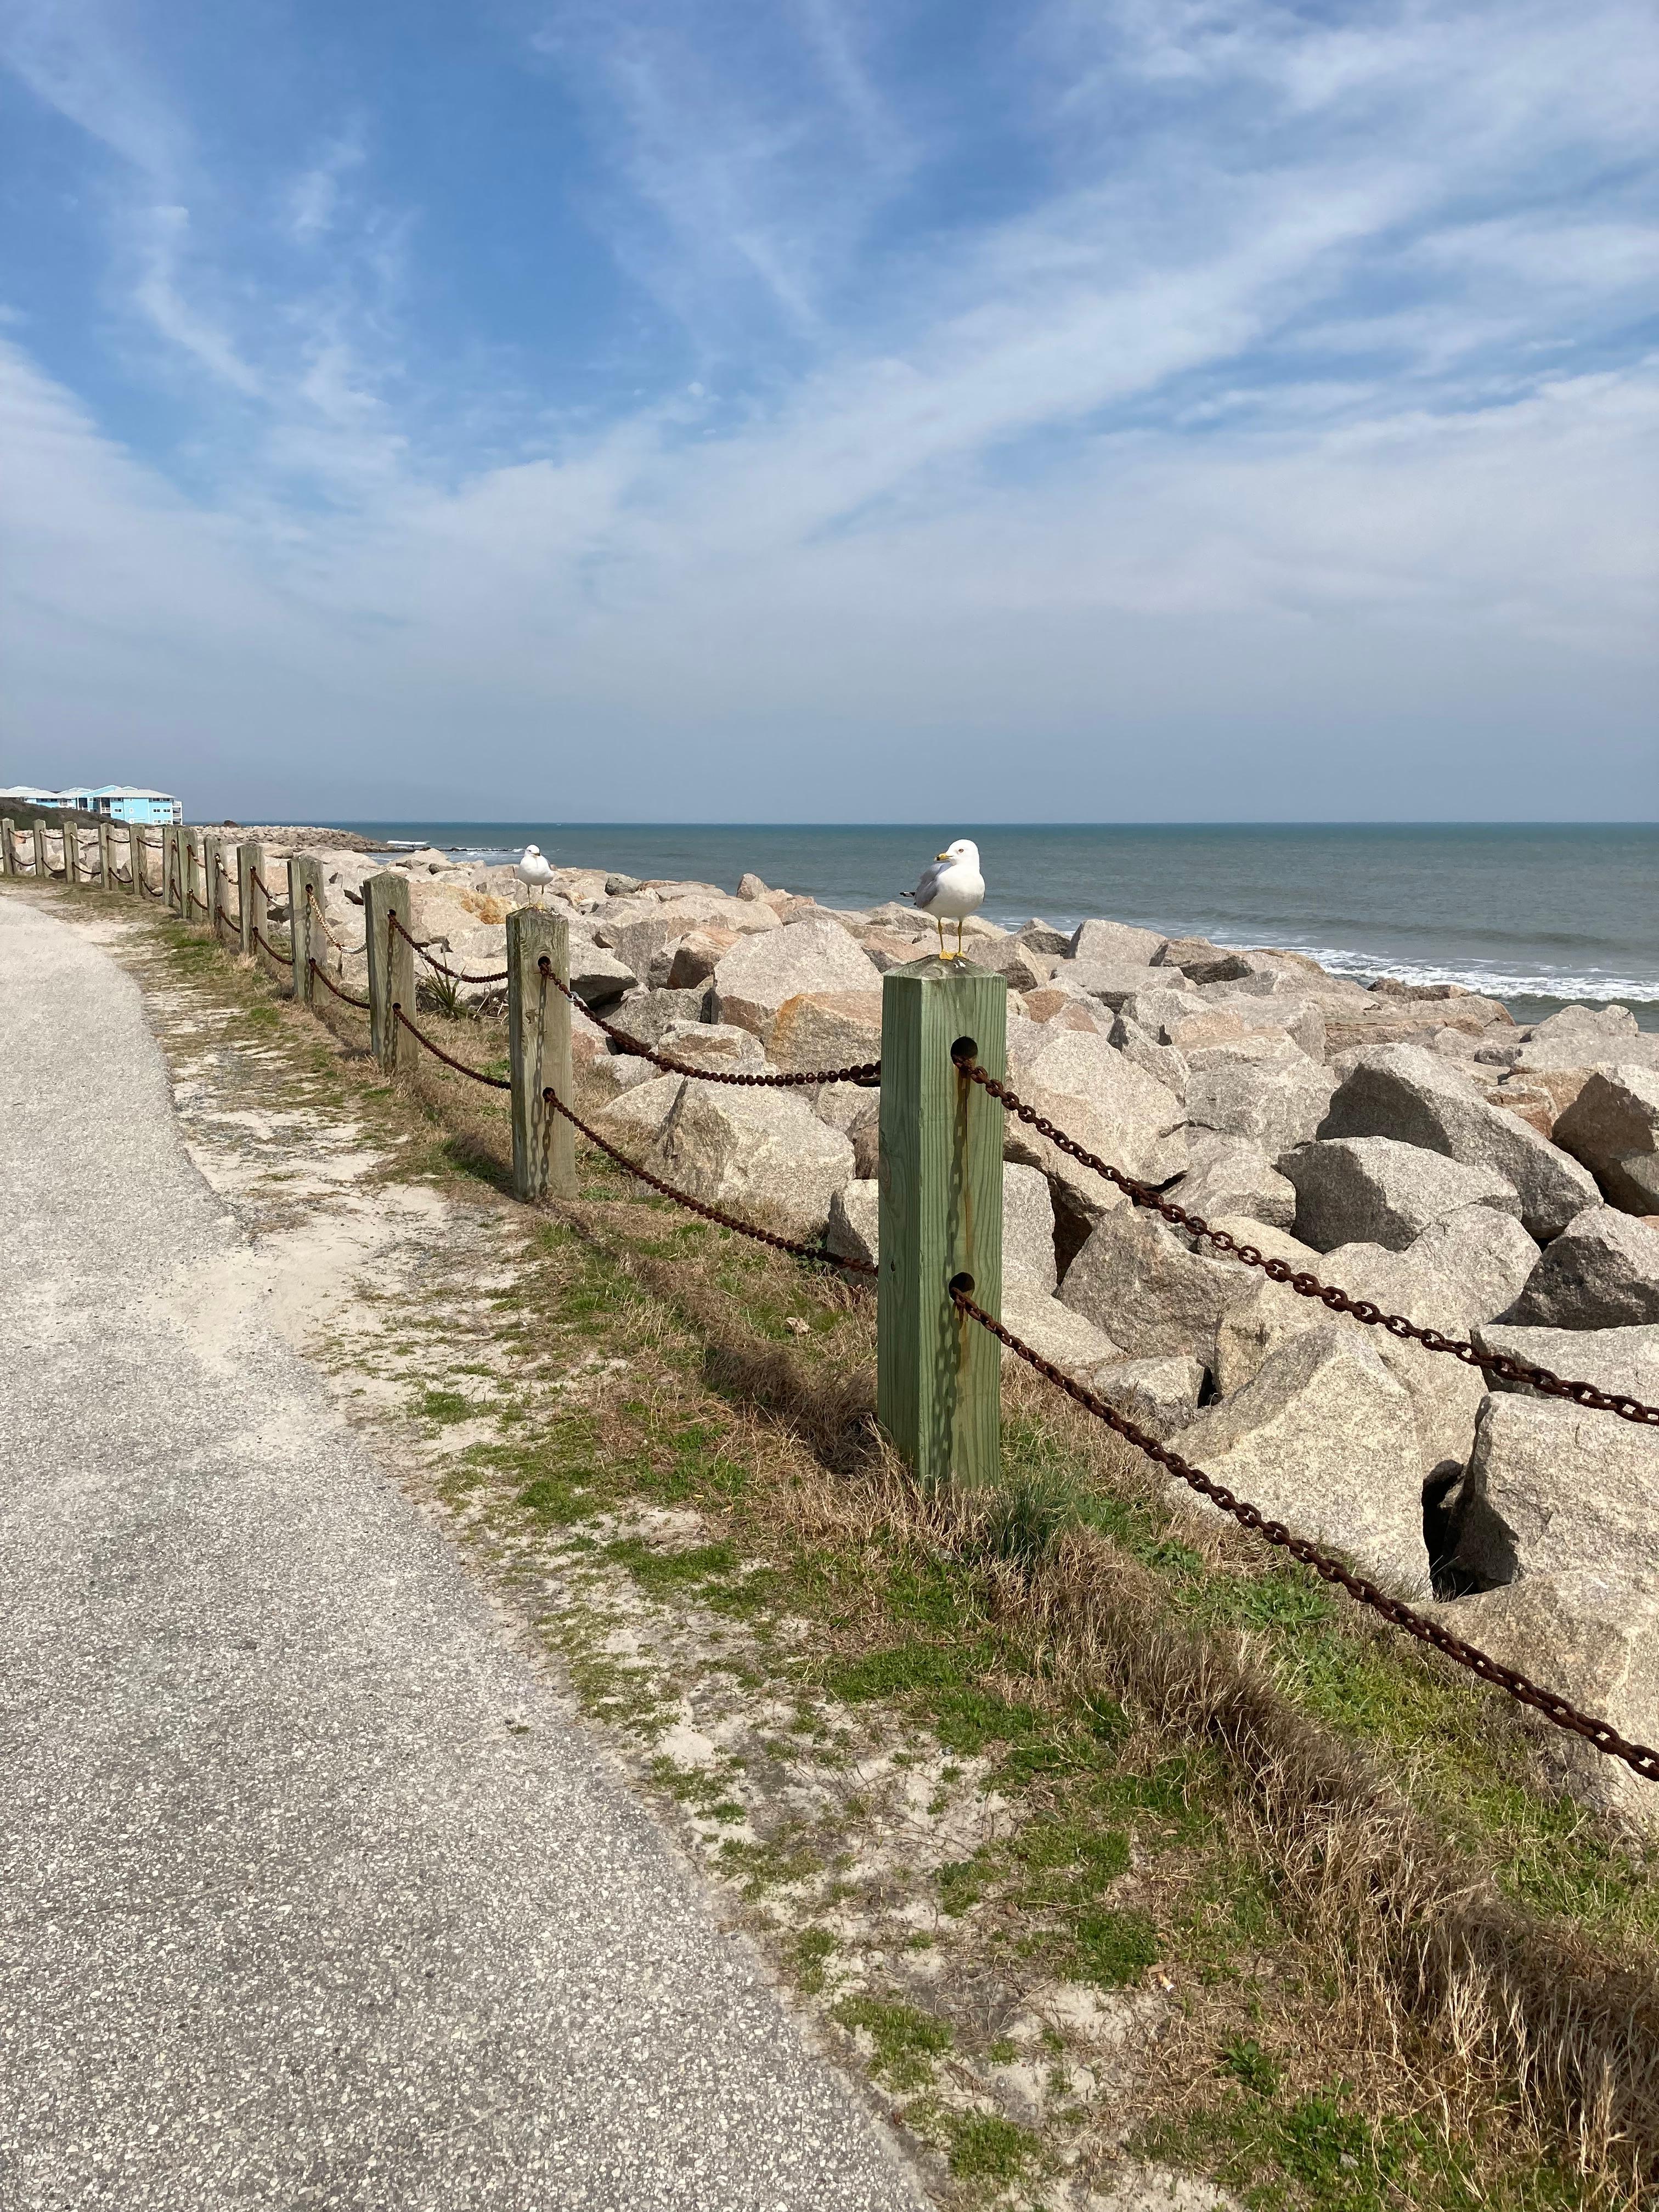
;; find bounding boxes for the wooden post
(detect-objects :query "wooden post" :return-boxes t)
[288,854,323,1003]
[0,818,13,879]
[509,908,575,1202]
[363,872,414,1070]
[63,820,81,887]
[202,834,225,940]
[97,820,114,890]
[876,955,1007,1491]
[236,842,260,954]
[161,825,178,911]
[129,825,146,898]
[33,822,48,880]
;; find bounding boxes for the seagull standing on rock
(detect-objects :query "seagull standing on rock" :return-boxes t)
[907,838,985,960]
[515,844,554,905]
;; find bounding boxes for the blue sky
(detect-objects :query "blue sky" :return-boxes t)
[2,0,1655,821]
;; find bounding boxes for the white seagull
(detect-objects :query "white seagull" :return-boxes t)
[515,844,554,905]
[908,838,985,960]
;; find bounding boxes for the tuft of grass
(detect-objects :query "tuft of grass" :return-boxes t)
[832,1996,953,2090]
[944,2110,1041,2181]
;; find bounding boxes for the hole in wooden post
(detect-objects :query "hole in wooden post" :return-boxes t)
[949,1272,975,1297]
[951,1035,978,1068]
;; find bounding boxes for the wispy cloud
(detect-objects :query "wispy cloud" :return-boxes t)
[0,0,1653,816]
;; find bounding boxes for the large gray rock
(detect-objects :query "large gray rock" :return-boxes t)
[565,932,639,1006]
[812,1083,881,1177]
[767,991,884,1076]
[1068,917,1165,966]
[654,1020,767,1073]
[1000,1287,1127,1381]
[1318,1045,1599,1240]
[1527,1002,1641,1048]
[1092,1354,1205,1436]
[1002,1162,1059,1294]
[1167,1133,1296,1232]
[1281,1136,1520,1253]
[823,1163,1056,1292]
[1431,1571,1659,1832]
[1474,1321,1659,1406]
[1408,1206,1541,1328]
[1508,1206,1659,1328]
[1448,1393,1659,1588]
[1554,1068,1659,1216]
[960,938,1057,993]
[1000,1027,1189,1235]
[1154,936,1252,986]
[1214,1234,1486,1481]
[1062,1207,1316,1370]
[711,917,881,1049]
[1107,1015,1188,1101]
[1119,985,1210,1045]
[597,1076,854,1241]
[1064,961,1172,1012]
[1173,1326,1430,1595]
[604,986,708,1048]
[1187,1053,1337,1155]
[1199,992,1328,1061]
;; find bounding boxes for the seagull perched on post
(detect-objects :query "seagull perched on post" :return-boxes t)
[907,838,985,960]
[515,844,554,905]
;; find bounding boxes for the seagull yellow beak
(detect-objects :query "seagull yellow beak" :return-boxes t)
[935,851,949,862]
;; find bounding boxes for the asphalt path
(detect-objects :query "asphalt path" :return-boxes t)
[0,894,923,2212]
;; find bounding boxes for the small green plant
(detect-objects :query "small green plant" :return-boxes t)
[793,1926,837,1993]
[832,1996,953,2089]
[945,2111,1040,2181]
[1220,2035,1282,2097]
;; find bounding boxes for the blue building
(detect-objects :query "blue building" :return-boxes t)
[2,784,183,823]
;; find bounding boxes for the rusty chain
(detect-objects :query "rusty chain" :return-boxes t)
[387,909,510,985]
[953,1052,1659,1430]
[951,1284,1659,1782]
[308,958,371,1011]
[540,962,881,1091]
[252,925,290,966]
[543,1085,878,1273]
[392,1002,512,1087]
[306,887,366,958]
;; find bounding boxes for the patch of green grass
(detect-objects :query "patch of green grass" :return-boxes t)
[1220,2036,1283,2098]
[944,2110,1041,2181]
[417,1387,476,1423]
[792,1926,837,1994]
[1063,1905,1159,1988]
[516,1475,594,1525]
[832,1996,953,2090]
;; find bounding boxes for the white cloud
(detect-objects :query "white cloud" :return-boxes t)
[0,0,1654,816]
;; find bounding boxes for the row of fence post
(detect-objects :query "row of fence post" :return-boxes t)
[5,828,1006,1490]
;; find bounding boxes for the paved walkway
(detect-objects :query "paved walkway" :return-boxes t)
[0,895,922,2212]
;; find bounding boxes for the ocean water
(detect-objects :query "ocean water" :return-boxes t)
[342,822,1659,1031]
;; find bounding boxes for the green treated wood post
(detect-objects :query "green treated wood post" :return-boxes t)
[876,954,1007,1490]
[236,841,259,953]
[288,854,323,1003]
[128,825,146,898]
[362,871,414,1070]
[97,820,114,890]
[509,908,575,1202]
[1,818,13,878]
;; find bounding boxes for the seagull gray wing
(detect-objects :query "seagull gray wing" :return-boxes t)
[910,860,950,910]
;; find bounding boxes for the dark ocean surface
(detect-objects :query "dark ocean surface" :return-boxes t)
[339,823,1659,1032]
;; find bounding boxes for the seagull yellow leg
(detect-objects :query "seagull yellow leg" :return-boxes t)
[934,914,948,960]
[956,917,965,957]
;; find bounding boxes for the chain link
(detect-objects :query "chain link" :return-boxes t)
[391,1002,512,1087]
[953,1053,1659,1430]
[308,958,370,1009]
[543,1085,878,1272]
[541,962,880,1091]
[305,887,366,959]
[387,909,510,985]
[951,1285,1659,1782]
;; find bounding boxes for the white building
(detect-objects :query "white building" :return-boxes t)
[1,784,183,823]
